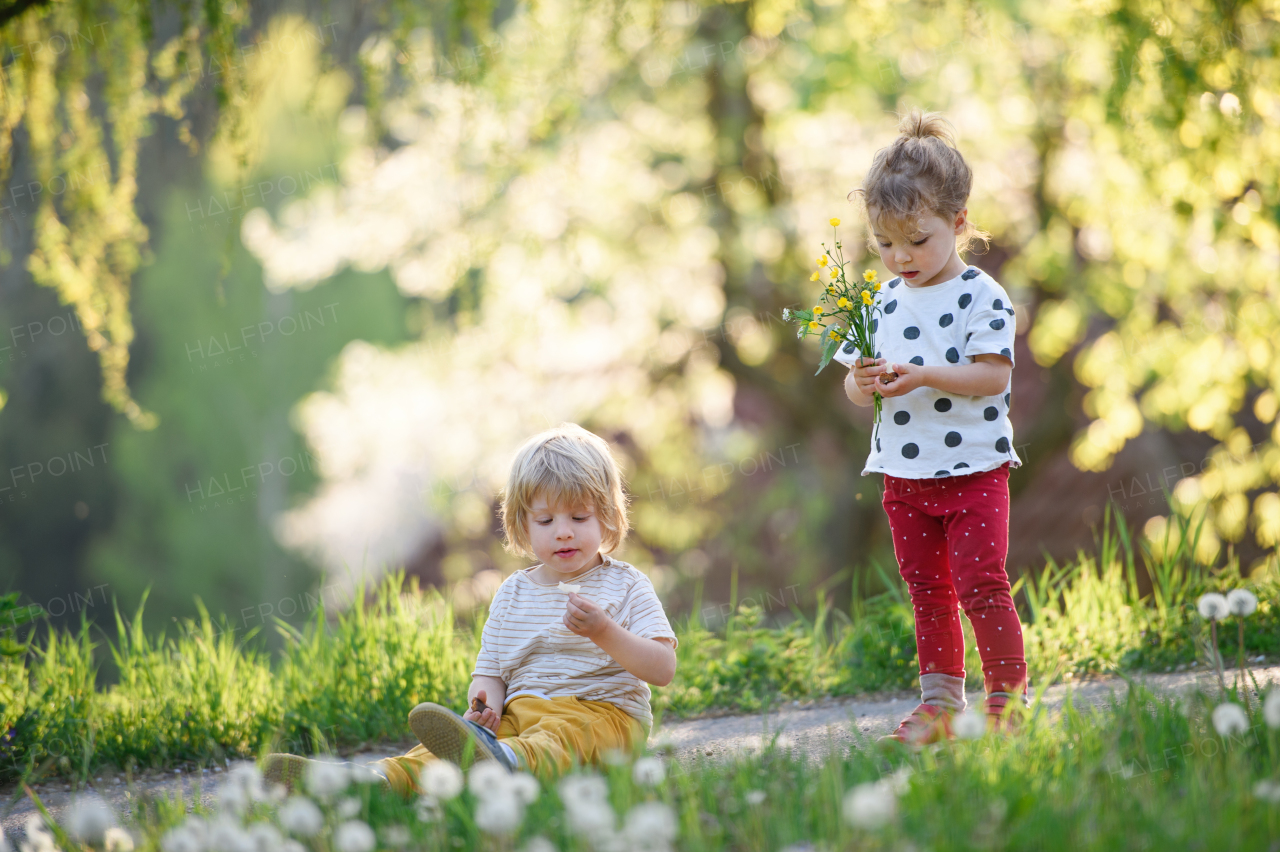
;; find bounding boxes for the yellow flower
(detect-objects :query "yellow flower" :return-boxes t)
[830,268,839,279]
[808,320,820,331]
[862,291,873,305]
[829,217,841,227]
[826,285,837,295]
[810,271,820,281]
[812,306,824,315]
[863,269,878,282]
[872,281,882,291]
[837,297,850,309]
[817,256,828,267]
[828,327,842,340]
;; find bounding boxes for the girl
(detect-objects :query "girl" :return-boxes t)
[844,108,1027,745]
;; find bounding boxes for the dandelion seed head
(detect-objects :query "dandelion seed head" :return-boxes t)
[338,796,362,819]
[469,760,513,795]
[334,819,376,852]
[160,819,206,852]
[623,801,677,846]
[380,825,412,848]
[522,835,559,852]
[417,796,444,823]
[745,789,766,806]
[64,793,115,845]
[1254,779,1280,803]
[1265,689,1280,729]
[104,826,136,852]
[1226,588,1258,617]
[1197,592,1228,621]
[419,760,465,800]
[1212,701,1249,737]
[306,757,351,801]
[247,822,284,852]
[475,791,524,836]
[632,756,666,786]
[509,772,541,806]
[206,814,254,852]
[278,795,325,837]
[954,709,987,739]
[842,781,897,829]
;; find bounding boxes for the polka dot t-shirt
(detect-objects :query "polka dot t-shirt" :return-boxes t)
[856,265,1023,479]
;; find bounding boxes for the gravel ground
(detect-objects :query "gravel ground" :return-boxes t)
[4,663,1277,843]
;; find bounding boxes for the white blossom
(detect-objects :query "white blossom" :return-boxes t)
[508,772,540,806]
[522,836,559,852]
[1265,688,1280,729]
[885,765,913,795]
[419,760,465,800]
[334,820,376,852]
[416,796,443,823]
[558,772,616,838]
[103,827,135,852]
[842,781,897,830]
[337,797,362,819]
[219,765,268,814]
[632,756,665,786]
[160,817,207,852]
[1212,702,1249,737]
[306,757,351,802]
[1197,593,1229,621]
[1226,588,1258,617]
[22,815,58,852]
[954,709,987,740]
[475,793,524,836]
[206,814,255,852]
[380,825,411,848]
[1254,779,1280,804]
[278,796,325,837]
[623,802,677,852]
[247,823,284,852]
[744,789,766,806]
[468,761,513,796]
[64,794,115,846]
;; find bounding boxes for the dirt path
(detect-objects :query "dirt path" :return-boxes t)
[4,663,1277,843]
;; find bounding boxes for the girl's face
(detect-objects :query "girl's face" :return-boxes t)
[527,495,604,580]
[869,207,968,289]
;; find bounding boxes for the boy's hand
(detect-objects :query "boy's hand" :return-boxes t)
[874,361,924,397]
[851,357,895,398]
[564,592,614,641]
[463,689,501,733]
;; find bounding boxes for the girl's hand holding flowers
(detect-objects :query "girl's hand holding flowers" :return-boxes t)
[873,361,923,397]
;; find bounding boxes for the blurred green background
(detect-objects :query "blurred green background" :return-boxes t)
[2,0,1278,643]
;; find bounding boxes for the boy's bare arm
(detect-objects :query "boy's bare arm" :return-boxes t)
[564,592,677,686]
[875,354,1011,398]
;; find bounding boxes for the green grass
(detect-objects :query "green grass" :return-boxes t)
[68,681,1280,852]
[1,505,1277,785]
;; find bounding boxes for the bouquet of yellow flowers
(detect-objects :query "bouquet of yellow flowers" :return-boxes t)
[783,217,894,434]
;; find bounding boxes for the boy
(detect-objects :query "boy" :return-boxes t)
[265,423,677,794]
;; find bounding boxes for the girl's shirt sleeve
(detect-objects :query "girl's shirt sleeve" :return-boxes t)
[962,281,1017,367]
[617,576,679,650]
[471,581,511,679]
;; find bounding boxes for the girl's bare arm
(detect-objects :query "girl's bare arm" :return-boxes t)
[920,354,1011,397]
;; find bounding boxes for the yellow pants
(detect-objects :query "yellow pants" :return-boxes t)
[374,695,647,796]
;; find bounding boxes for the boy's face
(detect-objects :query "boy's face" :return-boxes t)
[527,495,604,579]
[869,207,967,289]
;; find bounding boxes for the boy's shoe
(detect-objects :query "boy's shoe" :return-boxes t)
[408,702,519,772]
[262,753,392,794]
[877,703,955,747]
[262,753,312,794]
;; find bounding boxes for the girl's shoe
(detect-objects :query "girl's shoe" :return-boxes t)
[263,753,310,794]
[408,702,519,771]
[985,692,1025,735]
[878,703,955,747]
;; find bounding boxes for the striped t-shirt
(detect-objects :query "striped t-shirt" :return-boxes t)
[471,555,678,734]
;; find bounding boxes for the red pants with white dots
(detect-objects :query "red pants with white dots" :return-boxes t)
[882,462,1027,697]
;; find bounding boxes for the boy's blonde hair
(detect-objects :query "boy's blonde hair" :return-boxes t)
[500,423,630,558]
[849,107,992,257]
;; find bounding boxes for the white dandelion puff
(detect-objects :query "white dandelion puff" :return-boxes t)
[160,821,206,852]
[337,796,362,819]
[632,756,665,786]
[1212,701,1249,737]
[475,791,524,836]
[509,772,541,806]
[103,826,135,852]
[380,825,412,848]
[278,796,325,837]
[1254,779,1280,803]
[416,796,443,823]
[842,780,897,829]
[206,814,254,852]
[64,794,115,846]
[623,801,677,847]
[218,764,267,815]
[1197,593,1229,621]
[1265,689,1280,729]
[522,836,559,852]
[885,765,913,795]
[954,709,987,740]
[247,822,284,852]
[468,760,513,796]
[419,760,465,800]
[1226,588,1258,617]
[558,772,615,838]
[744,789,766,806]
[306,756,351,802]
[334,820,376,852]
